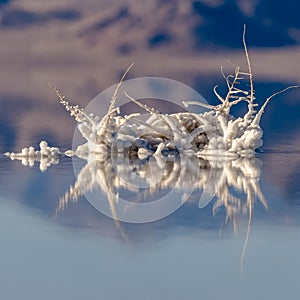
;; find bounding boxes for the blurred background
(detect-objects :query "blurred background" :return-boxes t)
[0,0,299,209]
[1,3,300,298]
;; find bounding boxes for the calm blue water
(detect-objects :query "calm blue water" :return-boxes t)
[0,149,299,300]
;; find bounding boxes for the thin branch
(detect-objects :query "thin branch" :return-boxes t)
[213,85,225,103]
[182,101,215,110]
[108,62,134,114]
[243,25,254,104]
[221,66,231,90]
[251,85,298,126]
[48,83,96,126]
[124,91,160,114]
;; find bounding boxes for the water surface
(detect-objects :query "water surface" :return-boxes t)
[0,149,299,300]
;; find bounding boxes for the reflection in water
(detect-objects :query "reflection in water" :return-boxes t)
[59,155,265,223]
[5,148,266,258]
[4,141,61,172]
[53,152,265,269]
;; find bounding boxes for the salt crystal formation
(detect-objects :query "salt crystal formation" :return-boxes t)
[5,141,61,172]
[47,29,296,161]
[6,29,297,171]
